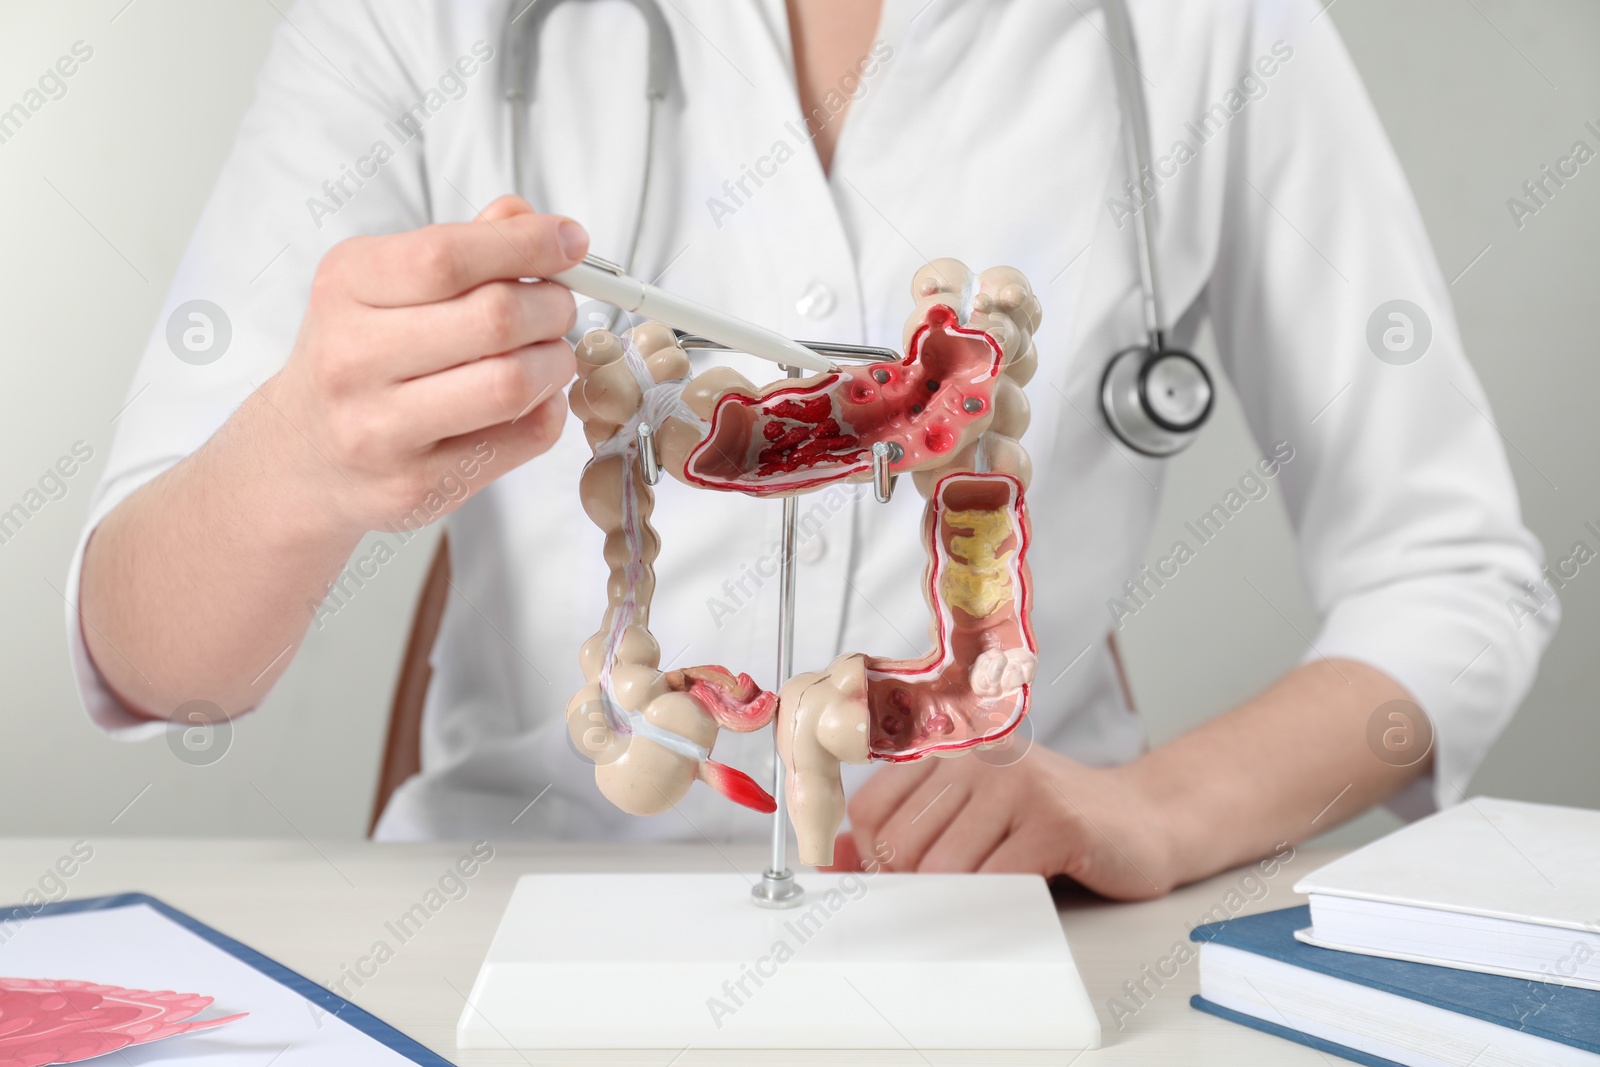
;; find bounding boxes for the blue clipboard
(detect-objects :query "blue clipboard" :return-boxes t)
[0,892,454,1066]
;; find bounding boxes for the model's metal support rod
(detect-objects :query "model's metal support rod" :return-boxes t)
[871,441,902,503]
[752,365,806,910]
[749,350,901,908]
[636,422,661,485]
[768,496,800,857]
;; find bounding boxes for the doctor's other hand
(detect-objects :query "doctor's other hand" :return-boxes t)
[825,746,1181,901]
[261,195,585,535]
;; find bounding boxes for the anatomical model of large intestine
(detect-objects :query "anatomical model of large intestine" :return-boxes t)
[566,260,1040,866]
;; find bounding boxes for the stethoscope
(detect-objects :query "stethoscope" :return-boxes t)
[503,0,1213,457]
[1096,0,1214,456]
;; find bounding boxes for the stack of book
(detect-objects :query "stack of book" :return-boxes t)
[1190,797,1600,1066]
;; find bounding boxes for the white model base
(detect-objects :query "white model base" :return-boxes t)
[457,871,1100,1051]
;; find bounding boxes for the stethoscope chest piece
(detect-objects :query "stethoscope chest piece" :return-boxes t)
[1099,344,1214,458]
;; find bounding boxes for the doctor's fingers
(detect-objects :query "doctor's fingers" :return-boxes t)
[859,769,973,871]
[323,210,588,308]
[977,821,1156,896]
[424,393,571,492]
[845,759,937,861]
[974,829,1057,878]
[373,280,577,382]
[369,401,568,529]
[915,797,1014,873]
[391,340,576,446]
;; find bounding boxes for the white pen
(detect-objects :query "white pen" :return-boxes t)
[550,255,839,374]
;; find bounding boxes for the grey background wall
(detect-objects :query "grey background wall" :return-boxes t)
[0,1,1595,844]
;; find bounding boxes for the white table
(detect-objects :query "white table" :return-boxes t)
[0,839,1344,1065]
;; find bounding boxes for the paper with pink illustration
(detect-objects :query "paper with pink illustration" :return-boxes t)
[0,978,245,1067]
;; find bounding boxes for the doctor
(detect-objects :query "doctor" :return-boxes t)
[72,0,1554,899]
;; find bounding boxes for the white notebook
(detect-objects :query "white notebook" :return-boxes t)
[1294,796,1600,989]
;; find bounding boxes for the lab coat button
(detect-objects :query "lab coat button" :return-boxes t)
[795,282,836,319]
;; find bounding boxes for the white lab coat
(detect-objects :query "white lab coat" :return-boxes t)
[66,0,1556,842]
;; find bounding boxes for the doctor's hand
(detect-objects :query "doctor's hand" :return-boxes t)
[262,195,586,535]
[824,745,1181,901]
[80,196,590,719]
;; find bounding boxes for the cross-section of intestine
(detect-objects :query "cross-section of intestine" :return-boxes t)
[776,470,1036,863]
[567,259,1040,865]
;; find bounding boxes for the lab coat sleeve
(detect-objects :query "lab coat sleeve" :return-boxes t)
[65,0,436,735]
[1199,0,1557,812]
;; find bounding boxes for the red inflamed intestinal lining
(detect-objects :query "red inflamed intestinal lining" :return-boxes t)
[683,302,1005,494]
[757,398,865,477]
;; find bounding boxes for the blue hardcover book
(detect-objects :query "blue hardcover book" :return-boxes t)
[1189,906,1600,1066]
